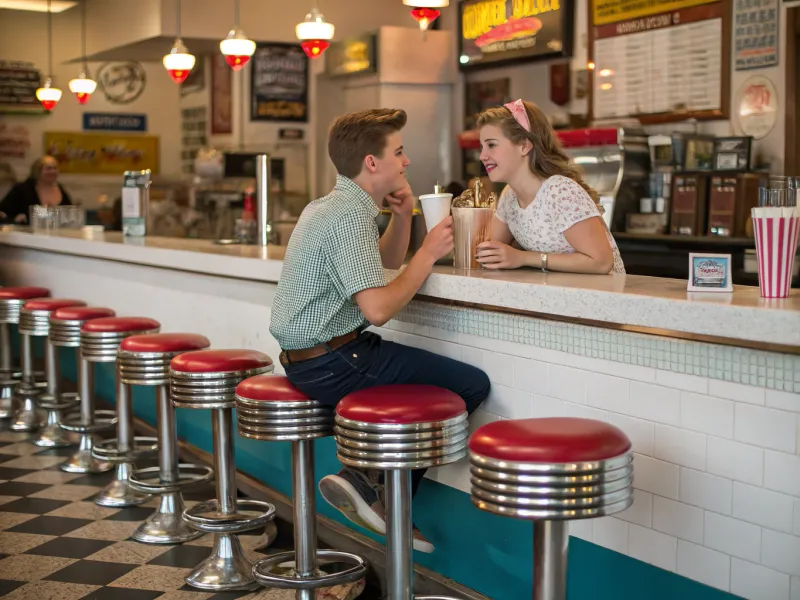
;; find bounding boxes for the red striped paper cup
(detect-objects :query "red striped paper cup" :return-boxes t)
[752,216,800,298]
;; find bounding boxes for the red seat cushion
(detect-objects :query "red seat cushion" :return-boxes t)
[81,317,161,333]
[170,349,273,373]
[337,385,466,424]
[0,286,51,300]
[120,333,210,353]
[469,418,631,464]
[236,375,309,402]
[51,306,116,321]
[23,299,86,312]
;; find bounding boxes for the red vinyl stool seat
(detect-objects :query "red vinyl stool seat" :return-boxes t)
[19,299,86,336]
[170,350,276,592]
[80,317,160,363]
[237,375,367,594]
[469,418,634,600]
[120,333,211,355]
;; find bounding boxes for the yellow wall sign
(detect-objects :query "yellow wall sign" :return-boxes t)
[43,131,159,175]
[592,0,717,25]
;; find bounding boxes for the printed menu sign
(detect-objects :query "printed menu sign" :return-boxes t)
[733,0,778,70]
[0,61,43,113]
[592,0,717,25]
[458,0,572,69]
[250,43,309,123]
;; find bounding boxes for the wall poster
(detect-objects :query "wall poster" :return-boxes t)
[44,131,159,175]
[250,43,309,122]
[733,0,779,70]
[211,53,233,134]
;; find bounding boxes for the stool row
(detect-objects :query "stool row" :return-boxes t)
[0,286,635,600]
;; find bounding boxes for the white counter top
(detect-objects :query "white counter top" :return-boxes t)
[2,228,799,349]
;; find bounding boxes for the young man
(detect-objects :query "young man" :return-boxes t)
[270,108,491,553]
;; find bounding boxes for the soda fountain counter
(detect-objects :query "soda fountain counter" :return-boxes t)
[2,227,800,600]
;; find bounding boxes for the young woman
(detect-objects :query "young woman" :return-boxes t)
[475,100,625,275]
[0,155,72,224]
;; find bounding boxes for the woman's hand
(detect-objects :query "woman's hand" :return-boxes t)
[475,241,526,269]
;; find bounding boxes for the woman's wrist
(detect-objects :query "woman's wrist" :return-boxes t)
[520,249,542,269]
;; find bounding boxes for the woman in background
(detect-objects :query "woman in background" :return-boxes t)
[474,100,625,275]
[0,155,72,224]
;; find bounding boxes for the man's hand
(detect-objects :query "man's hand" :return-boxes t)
[384,183,415,218]
[419,216,454,263]
[475,241,526,269]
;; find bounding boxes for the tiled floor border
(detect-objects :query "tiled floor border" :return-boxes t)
[397,300,800,394]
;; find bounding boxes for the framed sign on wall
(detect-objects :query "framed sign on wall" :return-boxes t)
[250,43,309,123]
[458,0,574,70]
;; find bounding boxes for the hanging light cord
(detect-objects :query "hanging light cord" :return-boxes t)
[46,0,53,76]
[176,0,182,38]
[234,0,239,26]
[81,0,89,74]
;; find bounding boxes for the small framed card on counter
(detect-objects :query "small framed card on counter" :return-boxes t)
[687,253,733,292]
[712,136,752,170]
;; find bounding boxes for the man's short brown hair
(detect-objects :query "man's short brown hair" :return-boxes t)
[328,108,407,179]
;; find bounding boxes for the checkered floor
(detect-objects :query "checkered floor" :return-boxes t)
[0,428,371,600]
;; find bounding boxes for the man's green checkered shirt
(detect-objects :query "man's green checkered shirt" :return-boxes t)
[269,175,387,351]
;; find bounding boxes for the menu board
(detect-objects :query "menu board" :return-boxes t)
[593,0,717,25]
[0,61,43,114]
[590,1,729,123]
[458,0,573,69]
[250,43,308,123]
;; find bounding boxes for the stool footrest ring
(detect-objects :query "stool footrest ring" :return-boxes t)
[183,499,275,534]
[252,550,367,590]
[60,410,118,433]
[92,436,159,462]
[38,392,80,411]
[129,463,214,494]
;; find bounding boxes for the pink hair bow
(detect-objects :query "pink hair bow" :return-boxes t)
[504,99,531,132]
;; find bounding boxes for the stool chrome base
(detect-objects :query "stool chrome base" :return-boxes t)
[185,534,259,592]
[10,382,46,432]
[95,463,150,507]
[0,376,18,420]
[133,492,203,544]
[61,441,113,474]
[94,436,159,508]
[33,392,79,448]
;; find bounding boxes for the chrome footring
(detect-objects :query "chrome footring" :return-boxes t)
[183,499,276,534]
[118,350,180,386]
[33,406,77,448]
[60,409,118,434]
[0,378,16,419]
[333,412,470,470]
[38,391,80,411]
[18,309,52,336]
[252,549,367,590]
[10,395,44,432]
[469,451,634,520]
[91,436,159,462]
[61,444,114,473]
[95,462,151,508]
[171,366,273,410]
[235,398,334,441]
[81,329,159,362]
[49,319,83,347]
[129,464,214,495]
[0,299,25,324]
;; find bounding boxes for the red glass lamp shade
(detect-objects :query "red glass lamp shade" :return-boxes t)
[410,7,441,30]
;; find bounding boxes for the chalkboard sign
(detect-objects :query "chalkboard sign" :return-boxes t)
[0,60,44,113]
[250,43,308,123]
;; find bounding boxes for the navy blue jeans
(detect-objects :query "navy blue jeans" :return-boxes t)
[282,331,491,496]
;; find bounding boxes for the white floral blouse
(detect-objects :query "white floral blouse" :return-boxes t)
[495,175,626,274]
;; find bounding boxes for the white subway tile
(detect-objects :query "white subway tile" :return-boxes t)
[677,540,731,592]
[525,344,569,364]
[707,436,764,486]
[565,402,608,422]
[709,380,766,405]
[792,576,800,600]
[495,339,533,358]
[631,382,681,426]
[628,523,677,572]
[513,357,549,395]
[461,346,483,370]
[571,356,655,384]
[426,326,459,343]
[795,499,800,536]
[483,385,531,420]
[679,468,732,515]
[704,511,762,563]
[425,339,463,362]
[655,370,709,394]
[767,389,800,414]
[762,529,800,577]
[430,460,471,493]
[608,414,655,456]
[652,496,704,544]
[681,392,735,438]
[733,482,795,533]
[482,352,514,387]
[467,409,504,435]
[735,404,798,454]
[568,519,593,543]
[586,373,631,415]
[593,517,628,555]
[731,559,791,600]
[654,425,706,471]
[548,365,587,404]
[633,454,680,500]
[617,489,653,528]
[530,394,566,419]
[457,332,498,351]
[765,450,800,497]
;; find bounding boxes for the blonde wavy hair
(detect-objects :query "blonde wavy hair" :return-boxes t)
[476,101,599,203]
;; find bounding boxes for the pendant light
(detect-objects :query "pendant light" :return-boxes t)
[295,2,334,59]
[163,0,195,83]
[403,0,448,31]
[68,0,96,104]
[35,0,62,111]
[220,0,255,71]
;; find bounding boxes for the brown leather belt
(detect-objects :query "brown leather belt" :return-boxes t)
[279,330,360,366]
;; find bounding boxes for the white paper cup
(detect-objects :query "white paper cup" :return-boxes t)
[419,193,453,232]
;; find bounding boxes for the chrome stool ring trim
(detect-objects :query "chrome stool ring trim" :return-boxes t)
[469,450,633,475]
[91,436,159,462]
[48,319,85,347]
[469,463,634,486]
[334,411,467,433]
[235,396,324,411]
[129,463,215,494]
[118,350,184,385]
[60,409,118,433]
[81,329,160,362]
[471,493,634,521]
[183,498,276,534]
[18,309,54,336]
[333,422,468,442]
[171,366,273,409]
[0,299,25,324]
[470,472,634,498]
[252,549,367,590]
[335,446,469,471]
[238,428,333,442]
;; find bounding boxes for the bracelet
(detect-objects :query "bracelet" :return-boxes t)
[541,253,548,272]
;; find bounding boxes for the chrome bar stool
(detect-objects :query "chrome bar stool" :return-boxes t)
[0,286,50,425]
[469,418,634,600]
[333,384,469,600]
[237,375,368,600]
[60,315,159,473]
[122,333,215,541]
[19,299,88,447]
[171,349,276,592]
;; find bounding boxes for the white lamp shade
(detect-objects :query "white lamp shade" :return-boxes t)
[296,19,334,41]
[402,0,448,6]
[220,36,256,57]
[68,76,97,94]
[163,51,196,71]
[36,85,62,102]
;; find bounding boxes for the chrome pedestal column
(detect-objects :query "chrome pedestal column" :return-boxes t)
[11,333,45,432]
[35,336,80,448]
[0,323,19,419]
